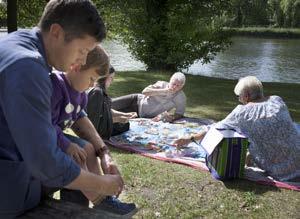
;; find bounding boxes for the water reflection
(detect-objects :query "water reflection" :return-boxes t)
[186,37,300,83]
[1,31,299,83]
[102,39,146,72]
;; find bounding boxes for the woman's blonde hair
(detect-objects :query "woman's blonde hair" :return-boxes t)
[81,45,110,77]
[234,76,263,101]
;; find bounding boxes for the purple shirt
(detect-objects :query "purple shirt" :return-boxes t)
[51,71,87,152]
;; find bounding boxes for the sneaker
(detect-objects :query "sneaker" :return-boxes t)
[93,196,137,218]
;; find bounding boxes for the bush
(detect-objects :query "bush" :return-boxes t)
[0,2,6,28]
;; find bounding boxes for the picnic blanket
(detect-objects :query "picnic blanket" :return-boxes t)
[108,118,300,191]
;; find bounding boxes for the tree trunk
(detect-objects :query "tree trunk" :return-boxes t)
[7,0,17,33]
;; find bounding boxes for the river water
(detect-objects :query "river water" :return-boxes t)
[1,31,300,83]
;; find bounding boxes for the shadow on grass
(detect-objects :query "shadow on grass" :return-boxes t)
[109,145,279,195]
[108,144,133,155]
[222,178,279,195]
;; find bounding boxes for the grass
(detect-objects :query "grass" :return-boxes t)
[104,71,300,218]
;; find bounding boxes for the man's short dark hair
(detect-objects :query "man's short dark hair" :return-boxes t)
[38,0,106,42]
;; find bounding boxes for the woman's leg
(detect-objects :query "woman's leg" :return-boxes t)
[111,94,139,114]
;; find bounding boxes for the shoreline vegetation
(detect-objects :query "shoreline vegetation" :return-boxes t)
[2,27,300,38]
[224,27,300,38]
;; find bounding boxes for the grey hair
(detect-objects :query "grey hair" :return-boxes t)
[234,76,264,100]
[170,72,186,85]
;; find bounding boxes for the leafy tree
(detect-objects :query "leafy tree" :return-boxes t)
[268,0,284,26]
[293,0,300,27]
[0,1,6,28]
[268,0,300,27]
[0,0,47,29]
[17,0,46,28]
[95,0,231,71]
[280,0,300,27]
[226,0,270,27]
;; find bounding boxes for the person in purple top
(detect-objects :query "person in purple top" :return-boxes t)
[50,46,137,217]
[0,0,131,217]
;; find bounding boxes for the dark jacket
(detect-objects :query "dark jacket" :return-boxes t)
[87,86,129,140]
[0,28,80,217]
[87,85,113,140]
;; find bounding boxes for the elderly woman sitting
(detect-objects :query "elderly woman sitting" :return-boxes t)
[174,76,300,182]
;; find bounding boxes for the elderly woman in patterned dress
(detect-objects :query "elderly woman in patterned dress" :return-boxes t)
[174,76,300,182]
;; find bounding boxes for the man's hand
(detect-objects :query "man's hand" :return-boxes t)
[66,142,87,165]
[166,86,178,95]
[152,111,173,122]
[101,174,124,196]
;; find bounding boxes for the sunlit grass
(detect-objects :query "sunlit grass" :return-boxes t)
[58,71,300,217]
[102,71,300,218]
[109,71,300,122]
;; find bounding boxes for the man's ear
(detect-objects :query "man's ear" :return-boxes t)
[49,23,64,40]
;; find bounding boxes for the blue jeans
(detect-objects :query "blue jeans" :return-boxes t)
[64,133,88,148]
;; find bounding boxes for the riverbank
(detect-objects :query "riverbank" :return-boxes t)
[107,71,299,218]
[2,27,300,38]
[224,27,300,38]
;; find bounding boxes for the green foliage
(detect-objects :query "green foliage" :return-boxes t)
[225,0,300,27]
[0,2,6,28]
[95,0,231,71]
[225,0,270,27]
[17,1,46,28]
[279,0,300,27]
[0,0,46,28]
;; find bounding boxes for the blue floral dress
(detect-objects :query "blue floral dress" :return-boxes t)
[215,95,300,181]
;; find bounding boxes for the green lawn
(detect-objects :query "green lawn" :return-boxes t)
[108,71,299,218]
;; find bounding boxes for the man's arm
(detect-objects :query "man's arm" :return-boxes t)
[142,81,172,96]
[0,60,80,187]
[66,169,123,196]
